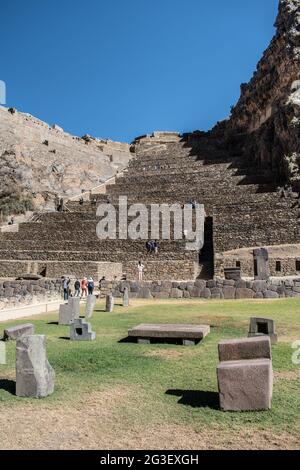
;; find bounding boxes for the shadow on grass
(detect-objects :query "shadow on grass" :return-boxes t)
[119,337,200,345]
[166,389,219,410]
[0,379,16,395]
[47,322,59,325]
[119,336,135,343]
[59,337,71,341]
[94,304,123,313]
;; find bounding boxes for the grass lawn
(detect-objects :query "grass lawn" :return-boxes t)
[0,298,300,450]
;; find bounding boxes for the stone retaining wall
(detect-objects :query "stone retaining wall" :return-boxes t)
[106,278,300,300]
[0,279,62,311]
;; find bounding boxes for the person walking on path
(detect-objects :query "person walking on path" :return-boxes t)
[81,277,88,298]
[74,279,81,297]
[87,277,94,295]
[137,261,145,282]
[63,277,70,301]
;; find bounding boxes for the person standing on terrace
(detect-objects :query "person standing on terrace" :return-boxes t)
[137,261,145,282]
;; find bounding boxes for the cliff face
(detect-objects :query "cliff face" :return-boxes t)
[0,107,133,214]
[228,0,300,188]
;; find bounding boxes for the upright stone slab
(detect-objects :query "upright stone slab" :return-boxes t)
[253,248,270,280]
[59,297,80,325]
[106,294,114,312]
[16,335,55,398]
[3,323,34,341]
[123,287,129,307]
[85,295,96,319]
[217,359,273,411]
[0,342,6,365]
[248,317,278,344]
[70,319,96,341]
[217,336,273,412]
[69,297,80,320]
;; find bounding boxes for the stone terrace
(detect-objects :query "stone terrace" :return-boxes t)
[0,131,299,281]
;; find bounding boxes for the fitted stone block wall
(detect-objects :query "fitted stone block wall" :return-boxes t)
[0,279,62,310]
[44,262,100,279]
[122,260,199,281]
[103,277,300,300]
[0,257,198,281]
[0,261,30,278]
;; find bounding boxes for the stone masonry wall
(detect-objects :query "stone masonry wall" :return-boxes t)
[0,278,62,311]
[106,278,300,300]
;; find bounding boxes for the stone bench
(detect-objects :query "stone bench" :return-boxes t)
[128,323,210,346]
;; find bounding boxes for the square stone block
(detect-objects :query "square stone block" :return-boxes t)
[70,319,96,341]
[248,317,277,344]
[218,337,271,362]
[217,358,273,411]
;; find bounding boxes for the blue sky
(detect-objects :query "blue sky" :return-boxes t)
[0,0,278,142]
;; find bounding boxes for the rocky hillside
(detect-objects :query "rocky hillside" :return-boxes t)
[0,106,133,215]
[227,0,300,189]
[0,0,298,220]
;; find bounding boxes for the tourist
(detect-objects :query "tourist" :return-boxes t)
[153,241,159,255]
[145,241,151,254]
[81,277,88,298]
[137,261,145,282]
[74,279,81,297]
[87,277,94,295]
[99,276,106,290]
[63,277,70,301]
[79,197,84,205]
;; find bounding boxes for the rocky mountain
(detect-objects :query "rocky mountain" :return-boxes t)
[227,0,300,189]
[0,106,133,216]
[0,0,298,220]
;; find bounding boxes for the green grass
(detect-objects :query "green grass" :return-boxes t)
[1,298,300,443]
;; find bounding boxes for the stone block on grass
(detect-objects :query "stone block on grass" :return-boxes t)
[248,317,278,344]
[218,337,271,362]
[3,323,34,341]
[106,294,114,312]
[85,295,97,319]
[217,358,273,411]
[16,335,55,398]
[70,319,96,341]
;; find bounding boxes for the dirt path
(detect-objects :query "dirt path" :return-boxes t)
[0,386,298,450]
